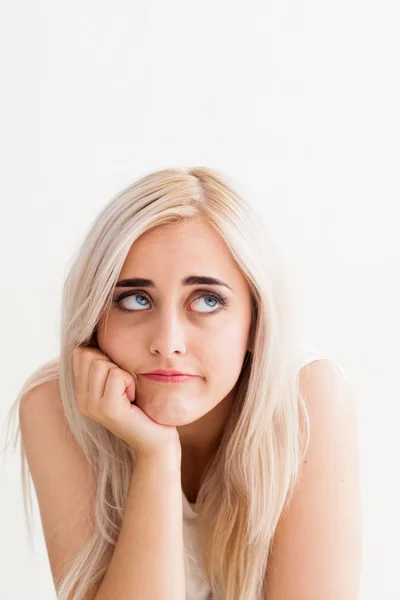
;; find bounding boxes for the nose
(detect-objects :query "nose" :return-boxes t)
[149,308,186,357]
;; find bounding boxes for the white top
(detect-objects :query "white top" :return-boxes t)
[181,347,346,600]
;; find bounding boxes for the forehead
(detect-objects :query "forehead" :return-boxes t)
[119,217,248,289]
[130,217,223,254]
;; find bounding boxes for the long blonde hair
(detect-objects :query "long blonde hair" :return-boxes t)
[1,167,310,600]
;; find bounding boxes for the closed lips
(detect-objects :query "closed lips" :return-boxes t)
[141,370,195,376]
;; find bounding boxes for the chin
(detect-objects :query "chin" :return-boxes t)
[141,405,197,427]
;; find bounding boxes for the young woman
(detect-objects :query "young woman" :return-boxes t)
[2,167,362,600]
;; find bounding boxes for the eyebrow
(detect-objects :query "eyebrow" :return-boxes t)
[115,275,233,291]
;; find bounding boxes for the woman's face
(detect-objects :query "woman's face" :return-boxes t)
[96,216,253,427]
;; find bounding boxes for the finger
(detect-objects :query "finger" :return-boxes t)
[81,347,108,394]
[86,357,112,413]
[101,367,126,418]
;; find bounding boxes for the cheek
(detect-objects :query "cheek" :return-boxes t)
[217,321,249,353]
[95,320,138,365]
[206,325,249,381]
[95,319,113,353]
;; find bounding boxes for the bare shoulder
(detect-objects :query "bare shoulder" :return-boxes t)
[20,376,67,430]
[265,359,362,600]
[19,376,89,469]
[19,375,99,597]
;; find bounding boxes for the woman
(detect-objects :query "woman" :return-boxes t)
[2,167,362,600]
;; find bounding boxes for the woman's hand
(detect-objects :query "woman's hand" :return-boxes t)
[72,346,181,464]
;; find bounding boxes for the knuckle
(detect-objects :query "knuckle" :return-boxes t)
[108,366,120,375]
[72,346,83,358]
[92,357,108,369]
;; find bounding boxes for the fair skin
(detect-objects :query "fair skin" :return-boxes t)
[96,216,253,501]
[265,359,362,599]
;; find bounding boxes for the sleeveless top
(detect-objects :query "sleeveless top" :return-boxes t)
[181,346,347,600]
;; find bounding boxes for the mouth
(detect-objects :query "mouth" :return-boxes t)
[140,373,197,384]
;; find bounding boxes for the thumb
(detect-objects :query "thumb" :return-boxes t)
[125,372,138,402]
[126,382,136,403]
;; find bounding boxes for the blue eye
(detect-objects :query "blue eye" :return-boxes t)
[117,293,150,311]
[114,291,228,315]
[191,295,219,313]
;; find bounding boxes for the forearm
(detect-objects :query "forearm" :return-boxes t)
[95,450,186,600]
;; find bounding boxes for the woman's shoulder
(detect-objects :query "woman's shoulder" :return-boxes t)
[296,345,348,380]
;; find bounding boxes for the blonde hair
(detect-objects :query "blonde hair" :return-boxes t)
[1,167,310,600]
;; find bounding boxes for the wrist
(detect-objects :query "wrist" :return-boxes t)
[132,443,181,473]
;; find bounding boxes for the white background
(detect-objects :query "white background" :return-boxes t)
[1,1,399,599]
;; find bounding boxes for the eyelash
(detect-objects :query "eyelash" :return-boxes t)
[113,290,229,316]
